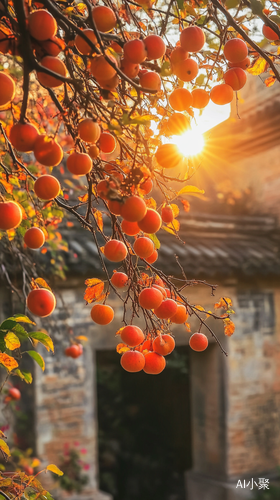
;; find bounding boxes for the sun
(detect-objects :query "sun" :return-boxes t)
[171,128,205,157]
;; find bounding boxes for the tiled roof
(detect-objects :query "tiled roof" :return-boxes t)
[59,212,280,278]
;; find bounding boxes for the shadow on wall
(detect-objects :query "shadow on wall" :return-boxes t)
[96,346,191,500]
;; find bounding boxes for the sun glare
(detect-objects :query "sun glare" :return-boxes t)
[172,128,205,157]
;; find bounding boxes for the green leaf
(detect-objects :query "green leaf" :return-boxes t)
[27,351,45,371]
[14,369,33,384]
[12,323,29,340]
[148,233,161,250]
[178,185,205,196]
[29,332,54,352]
[0,320,17,331]
[4,332,20,350]
[249,0,264,15]
[176,0,184,10]
[47,464,63,476]
[195,74,206,86]
[225,0,240,9]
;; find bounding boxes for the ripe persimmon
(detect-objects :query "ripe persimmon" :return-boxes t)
[173,58,198,82]
[139,71,161,91]
[65,344,83,358]
[180,26,205,53]
[41,36,65,56]
[67,152,92,176]
[224,38,248,63]
[144,34,166,60]
[9,122,39,152]
[145,249,158,264]
[138,208,162,234]
[91,55,117,80]
[170,46,188,66]
[189,332,208,352]
[121,219,140,236]
[262,24,279,41]
[33,135,63,166]
[91,304,114,325]
[121,195,147,222]
[161,205,174,223]
[99,132,116,153]
[224,67,247,91]
[9,387,21,400]
[140,178,153,195]
[0,201,22,230]
[24,227,45,249]
[169,88,193,112]
[111,272,129,288]
[27,288,56,317]
[120,59,140,78]
[155,143,182,169]
[96,74,120,91]
[37,56,67,88]
[228,57,250,70]
[92,5,117,33]
[154,298,178,319]
[167,113,190,135]
[121,350,145,372]
[153,334,175,356]
[139,287,163,309]
[108,199,123,216]
[78,119,100,143]
[34,174,60,200]
[0,72,15,106]
[120,325,145,347]
[191,88,210,109]
[28,10,57,41]
[74,29,97,55]
[104,239,128,262]
[134,237,154,259]
[88,144,100,159]
[170,304,188,324]
[210,84,234,105]
[143,351,166,374]
[123,39,147,64]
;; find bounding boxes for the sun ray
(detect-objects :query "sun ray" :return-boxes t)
[171,128,205,157]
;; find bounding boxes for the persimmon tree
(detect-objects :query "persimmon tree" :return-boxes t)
[0,0,279,490]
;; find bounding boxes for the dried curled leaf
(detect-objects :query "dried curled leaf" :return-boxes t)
[214,297,233,309]
[224,318,235,337]
[84,278,104,304]
[116,343,130,354]
[0,353,18,372]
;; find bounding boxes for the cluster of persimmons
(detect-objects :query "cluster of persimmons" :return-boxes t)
[3,0,274,376]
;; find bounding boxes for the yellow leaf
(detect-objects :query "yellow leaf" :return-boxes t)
[195,305,205,312]
[166,219,180,233]
[47,464,64,476]
[178,185,205,196]
[0,439,10,457]
[214,297,233,309]
[4,332,20,350]
[34,278,52,291]
[76,335,88,341]
[223,318,235,337]
[247,57,267,76]
[170,204,180,218]
[0,353,18,372]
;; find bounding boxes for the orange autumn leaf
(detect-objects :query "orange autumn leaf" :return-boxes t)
[84,278,104,304]
[93,210,103,231]
[116,327,125,336]
[116,343,130,354]
[223,318,235,337]
[181,200,190,212]
[0,353,19,372]
[34,278,52,291]
[214,297,233,309]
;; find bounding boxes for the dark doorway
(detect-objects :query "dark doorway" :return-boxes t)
[96,346,192,500]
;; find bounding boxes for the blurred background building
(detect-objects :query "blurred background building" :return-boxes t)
[1,74,280,500]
